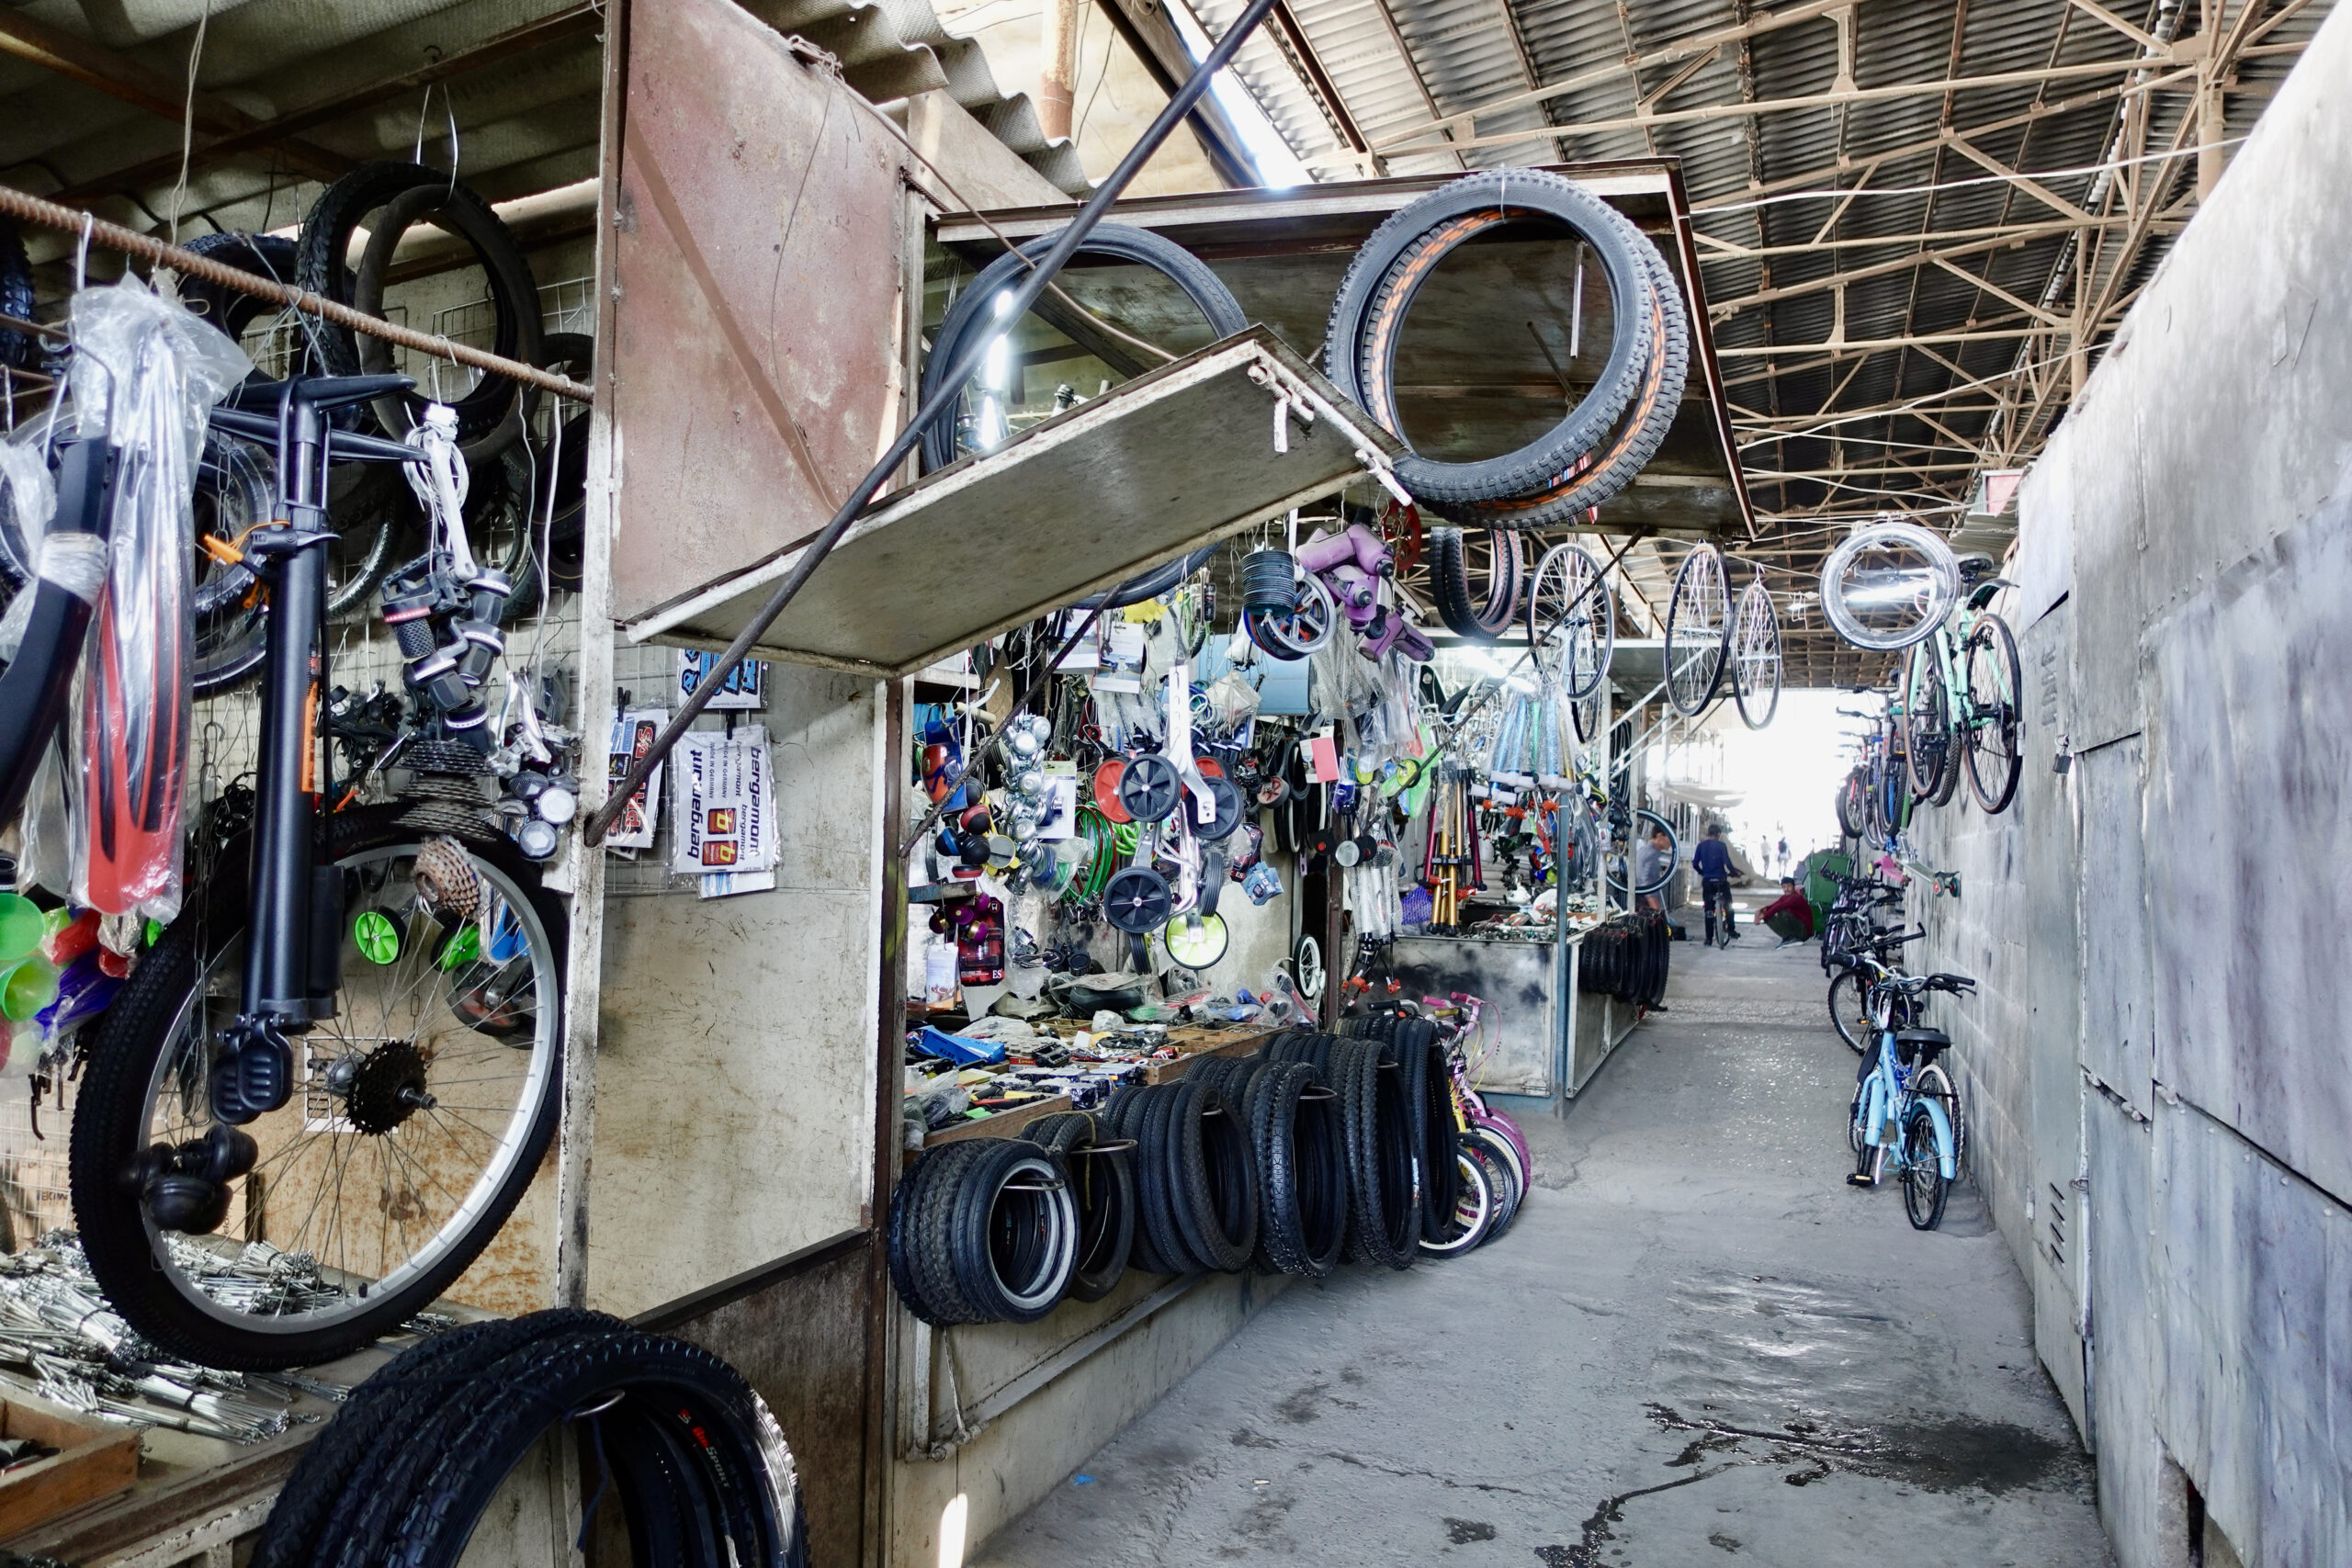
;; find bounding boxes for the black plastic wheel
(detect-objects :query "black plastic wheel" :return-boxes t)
[1103,866,1174,933]
[1118,752,1182,823]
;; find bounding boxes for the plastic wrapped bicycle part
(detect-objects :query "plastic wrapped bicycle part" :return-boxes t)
[64,285,252,921]
[1819,520,1961,650]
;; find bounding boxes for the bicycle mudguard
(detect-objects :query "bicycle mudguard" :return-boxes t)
[1917,1095,1958,1179]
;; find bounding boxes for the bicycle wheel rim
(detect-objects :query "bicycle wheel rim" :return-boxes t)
[1903,644,1950,800]
[1819,521,1959,650]
[127,843,560,1342]
[1902,1109,1947,1228]
[1731,577,1781,729]
[1528,543,1613,700]
[1665,544,1729,716]
[1962,614,2023,814]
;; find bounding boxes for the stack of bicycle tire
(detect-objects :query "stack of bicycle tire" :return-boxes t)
[251,1312,808,1568]
[885,1021,1533,1325]
[1323,170,1690,533]
[1577,912,1672,1009]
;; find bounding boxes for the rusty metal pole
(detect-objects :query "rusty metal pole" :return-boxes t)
[1038,0,1082,141]
[583,0,1283,845]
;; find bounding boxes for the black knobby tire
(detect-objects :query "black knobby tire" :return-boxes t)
[1962,612,2024,816]
[0,219,36,371]
[1904,644,1953,804]
[1425,527,1519,640]
[1436,227,1691,527]
[253,1310,624,1568]
[1135,1086,1195,1274]
[298,163,542,449]
[920,224,1246,474]
[1166,1077,1257,1271]
[1323,171,1657,507]
[1827,968,1871,1055]
[363,1326,804,1568]
[909,1140,992,1324]
[1837,770,1868,840]
[68,807,566,1371]
[1023,1112,1135,1302]
[1396,1021,1458,1242]
[1902,1106,1950,1231]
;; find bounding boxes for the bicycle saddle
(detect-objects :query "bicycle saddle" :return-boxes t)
[1893,1028,1951,1064]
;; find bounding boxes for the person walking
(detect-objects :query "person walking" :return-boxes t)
[1776,833,1790,876]
[1693,823,1737,944]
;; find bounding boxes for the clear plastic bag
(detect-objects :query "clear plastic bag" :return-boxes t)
[62,283,251,921]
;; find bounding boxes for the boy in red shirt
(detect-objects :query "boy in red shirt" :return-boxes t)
[1758,876,1815,944]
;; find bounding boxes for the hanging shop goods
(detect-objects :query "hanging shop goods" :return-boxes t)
[1816,518,1961,651]
[1732,573,1783,730]
[887,1017,1525,1326]
[1426,526,1522,641]
[918,224,1249,472]
[1526,542,1615,702]
[1321,170,1690,526]
[1574,912,1674,1010]
[1664,542,1732,718]
[250,1313,808,1568]
[0,258,581,1368]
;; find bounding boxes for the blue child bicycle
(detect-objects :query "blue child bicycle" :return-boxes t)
[1847,970,1973,1229]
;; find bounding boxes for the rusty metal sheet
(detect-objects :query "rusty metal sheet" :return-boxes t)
[622,329,1408,676]
[611,0,906,623]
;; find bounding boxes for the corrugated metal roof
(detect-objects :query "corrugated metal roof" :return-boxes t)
[1182,0,2333,680]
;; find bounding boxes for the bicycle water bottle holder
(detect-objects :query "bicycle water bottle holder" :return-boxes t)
[210,1015,300,1124]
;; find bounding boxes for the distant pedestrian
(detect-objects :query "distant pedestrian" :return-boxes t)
[1758,875,1815,944]
[1693,823,1737,943]
[1776,835,1790,875]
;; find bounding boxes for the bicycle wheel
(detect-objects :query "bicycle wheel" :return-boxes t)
[1427,527,1522,641]
[1901,1105,1950,1230]
[1603,807,1675,897]
[1665,544,1729,716]
[1291,932,1325,1007]
[1731,576,1781,728]
[1836,769,1867,839]
[1247,571,1336,660]
[1416,1148,1496,1258]
[1819,520,1958,650]
[1526,543,1614,699]
[70,807,565,1370]
[1962,612,2023,815]
[1827,968,1871,1053]
[1903,640,1953,803]
[1912,1062,1967,1179]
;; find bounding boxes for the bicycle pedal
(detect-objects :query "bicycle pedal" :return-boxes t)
[210,1021,297,1124]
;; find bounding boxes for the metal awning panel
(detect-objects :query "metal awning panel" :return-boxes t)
[624,328,1406,677]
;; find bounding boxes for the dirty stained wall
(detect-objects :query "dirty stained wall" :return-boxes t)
[1905,12,2352,1567]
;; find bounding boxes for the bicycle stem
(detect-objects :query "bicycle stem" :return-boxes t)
[583,0,1286,847]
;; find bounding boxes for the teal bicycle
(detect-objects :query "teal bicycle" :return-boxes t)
[1900,570,2022,815]
[1847,970,1973,1230]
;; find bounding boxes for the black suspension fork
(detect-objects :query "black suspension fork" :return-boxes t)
[216,374,411,1124]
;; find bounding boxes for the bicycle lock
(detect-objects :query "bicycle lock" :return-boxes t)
[581,0,1287,847]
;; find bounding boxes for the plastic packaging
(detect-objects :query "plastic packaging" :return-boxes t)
[61,283,251,921]
[0,424,59,660]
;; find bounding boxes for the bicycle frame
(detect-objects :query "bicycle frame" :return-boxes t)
[1852,996,1956,1183]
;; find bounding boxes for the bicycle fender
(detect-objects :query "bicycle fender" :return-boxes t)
[1920,1096,1958,1179]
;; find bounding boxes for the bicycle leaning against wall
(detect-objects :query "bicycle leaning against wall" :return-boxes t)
[1846,970,1973,1230]
[1899,558,2023,815]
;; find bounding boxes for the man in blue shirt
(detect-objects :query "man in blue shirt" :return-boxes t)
[1691,823,1737,944]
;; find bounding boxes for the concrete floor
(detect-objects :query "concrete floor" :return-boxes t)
[974,927,2113,1568]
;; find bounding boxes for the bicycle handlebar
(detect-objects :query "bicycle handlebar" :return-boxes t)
[208,405,424,466]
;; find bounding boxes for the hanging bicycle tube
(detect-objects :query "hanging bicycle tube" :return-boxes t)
[1664,542,1730,717]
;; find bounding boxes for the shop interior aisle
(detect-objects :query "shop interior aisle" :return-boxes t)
[973,939,2110,1567]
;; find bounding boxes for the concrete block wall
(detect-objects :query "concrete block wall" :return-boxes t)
[1905,12,2352,1565]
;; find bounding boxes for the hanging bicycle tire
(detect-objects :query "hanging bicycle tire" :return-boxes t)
[1527,541,1614,700]
[1603,807,1677,897]
[1903,642,1959,806]
[68,806,566,1371]
[0,218,36,372]
[1322,170,1658,508]
[920,223,1247,474]
[297,163,542,453]
[1665,543,1730,716]
[1430,226,1691,528]
[1731,574,1781,729]
[1425,525,1522,640]
[1818,519,1960,650]
[1962,612,2023,815]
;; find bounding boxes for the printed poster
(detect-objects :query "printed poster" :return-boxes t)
[671,726,780,881]
[605,708,668,851]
